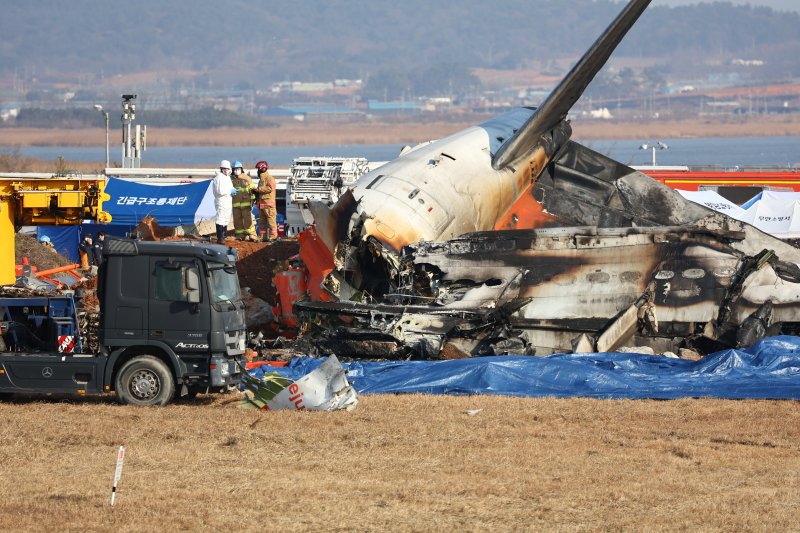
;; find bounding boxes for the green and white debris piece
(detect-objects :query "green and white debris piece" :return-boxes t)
[242,354,358,411]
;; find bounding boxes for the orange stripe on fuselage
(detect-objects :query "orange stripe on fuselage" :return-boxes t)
[494,181,558,230]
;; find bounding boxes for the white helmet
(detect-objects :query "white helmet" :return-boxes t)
[220,160,232,170]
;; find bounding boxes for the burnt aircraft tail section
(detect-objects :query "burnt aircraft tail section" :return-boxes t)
[492,0,652,170]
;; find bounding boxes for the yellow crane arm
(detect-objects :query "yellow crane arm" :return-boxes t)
[1,176,112,285]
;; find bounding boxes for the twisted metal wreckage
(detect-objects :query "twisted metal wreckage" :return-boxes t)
[290,0,800,358]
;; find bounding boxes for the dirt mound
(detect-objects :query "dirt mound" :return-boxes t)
[14,233,74,271]
[228,239,300,304]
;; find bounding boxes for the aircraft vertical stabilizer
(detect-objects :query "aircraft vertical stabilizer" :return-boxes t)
[492,0,652,170]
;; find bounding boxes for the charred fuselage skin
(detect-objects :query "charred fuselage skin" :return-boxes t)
[297,221,800,357]
[299,137,800,357]
[400,225,800,354]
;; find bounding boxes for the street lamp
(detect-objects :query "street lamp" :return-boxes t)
[93,104,110,168]
[639,141,668,166]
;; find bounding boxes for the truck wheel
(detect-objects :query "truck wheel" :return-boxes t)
[115,355,175,406]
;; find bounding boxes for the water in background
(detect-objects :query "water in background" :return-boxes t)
[7,144,405,168]
[581,136,800,168]
[5,136,800,168]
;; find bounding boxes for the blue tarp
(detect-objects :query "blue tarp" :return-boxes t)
[37,226,80,262]
[37,224,132,264]
[34,175,290,257]
[103,177,215,226]
[34,178,217,262]
[249,336,800,399]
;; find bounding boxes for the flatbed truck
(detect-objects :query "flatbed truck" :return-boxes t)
[0,238,247,406]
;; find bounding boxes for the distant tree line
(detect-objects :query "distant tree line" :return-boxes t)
[1,1,798,86]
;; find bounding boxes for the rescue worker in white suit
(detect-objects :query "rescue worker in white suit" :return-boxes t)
[212,159,235,244]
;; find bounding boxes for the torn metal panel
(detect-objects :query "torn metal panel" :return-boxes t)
[537,142,725,228]
[242,354,358,411]
[596,305,639,353]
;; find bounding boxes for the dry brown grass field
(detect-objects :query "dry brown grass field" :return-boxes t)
[0,392,798,531]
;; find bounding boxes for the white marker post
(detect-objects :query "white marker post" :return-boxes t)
[110,445,126,506]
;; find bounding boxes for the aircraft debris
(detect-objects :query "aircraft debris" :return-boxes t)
[242,355,358,411]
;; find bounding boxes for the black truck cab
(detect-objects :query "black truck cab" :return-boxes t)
[0,238,247,406]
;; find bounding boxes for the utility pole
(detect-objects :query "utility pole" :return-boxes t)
[639,141,668,166]
[121,94,136,168]
[93,104,110,168]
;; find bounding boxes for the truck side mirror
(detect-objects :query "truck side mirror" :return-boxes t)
[185,268,201,304]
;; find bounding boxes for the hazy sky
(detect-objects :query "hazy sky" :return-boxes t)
[658,0,798,11]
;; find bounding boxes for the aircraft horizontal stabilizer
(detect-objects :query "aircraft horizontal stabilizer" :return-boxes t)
[491,0,652,170]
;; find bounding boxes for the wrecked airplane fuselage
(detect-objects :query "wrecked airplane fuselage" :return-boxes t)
[293,0,800,358]
[296,143,800,358]
[296,224,800,357]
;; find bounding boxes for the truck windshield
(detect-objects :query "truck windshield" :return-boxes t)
[209,265,241,306]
